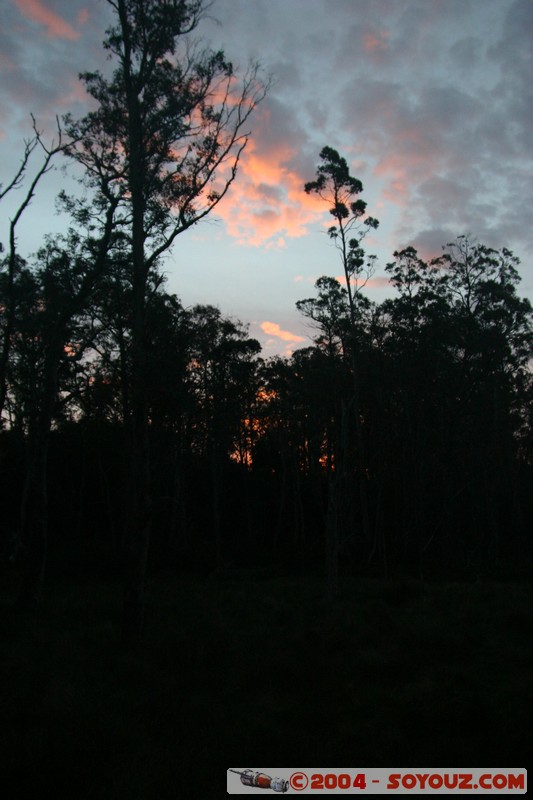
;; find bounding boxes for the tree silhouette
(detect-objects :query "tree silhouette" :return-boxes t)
[304,146,378,328]
[11,220,118,607]
[304,147,379,594]
[0,119,66,425]
[65,0,267,637]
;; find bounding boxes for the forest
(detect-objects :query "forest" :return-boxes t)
[1,1,531,795]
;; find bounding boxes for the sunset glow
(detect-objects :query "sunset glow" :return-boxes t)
[215,155,326,246]
[260,321,305,343]
[1,0,531,358]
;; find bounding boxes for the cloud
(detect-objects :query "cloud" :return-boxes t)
[403,228,457,262]
[1,0,531,331]
[260,321,305,343]
[334,275,391,291]
[318,0,531,265]
[14,0,80,40]
[213,0,531,288]
[215,98,328,246]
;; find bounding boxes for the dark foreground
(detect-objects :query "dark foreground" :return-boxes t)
[1,572,531,798]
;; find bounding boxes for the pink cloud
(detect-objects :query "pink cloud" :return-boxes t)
[260,321,305,343]
[335,275,391,290]
[14,0,79,40]
[214,106,328,247]
[363,276,391,289]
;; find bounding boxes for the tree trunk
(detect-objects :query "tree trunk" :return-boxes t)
[325,473,339,600]
[17,338,62,608]
[18,439,49,608]
[121,271,151,640]
[121,19,152,639]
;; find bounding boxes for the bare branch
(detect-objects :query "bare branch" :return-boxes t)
[0,136,39,202]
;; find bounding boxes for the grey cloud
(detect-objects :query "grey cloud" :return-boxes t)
[255,183,284,202]
[0,1,110,141]
[1,0,530,293]
[416,176,475,225]
[251,94,319,180]
[401,227,455,261]
[489,0,533,72]
[322,0,531,277]
[449,36,484,74]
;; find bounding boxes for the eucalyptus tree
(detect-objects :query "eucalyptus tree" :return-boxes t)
[304,147,378,330]
[65,0,267,636]
[437,237,533,383]
[378,237,533,572]
[186,304,260,561]
[252,350,334,551]
[304,147,379,593]
[296,276,351,358]
[436,238,533,566]
[12,221,118,607]
[377,248,451,571]
[0,118,121,606]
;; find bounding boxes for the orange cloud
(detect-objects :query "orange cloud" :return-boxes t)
[365,276,391,289]
[215,147,326,246]
[260,321,305,343]
[14,0,79,40]
[335,275,391,290]
[214,106,328,247]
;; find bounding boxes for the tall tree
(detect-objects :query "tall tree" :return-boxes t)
[66,0,267,637]
[304,147,378,595]
[186,305,261,562]
[296,276,351,358]
[304,147,378,329]
[12,219,118,607]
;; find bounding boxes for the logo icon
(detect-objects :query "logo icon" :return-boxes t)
[228,769,289,793]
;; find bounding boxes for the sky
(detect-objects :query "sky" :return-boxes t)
[1,0,532,357]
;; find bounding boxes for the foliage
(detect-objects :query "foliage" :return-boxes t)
[305,146,379,325]
[64,0,267,260]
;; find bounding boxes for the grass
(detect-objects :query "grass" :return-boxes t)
[1,570,531,798]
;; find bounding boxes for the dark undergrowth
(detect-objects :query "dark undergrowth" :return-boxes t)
[1,571,531,798]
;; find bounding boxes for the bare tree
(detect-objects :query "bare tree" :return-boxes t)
[0,118,66,423]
